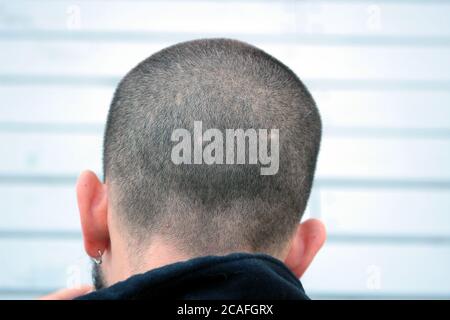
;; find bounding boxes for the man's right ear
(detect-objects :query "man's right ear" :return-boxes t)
[76,170,110,260]
[284,219,326,278]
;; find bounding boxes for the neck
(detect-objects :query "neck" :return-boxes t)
[104,233,287,287]
[104,236,192,285]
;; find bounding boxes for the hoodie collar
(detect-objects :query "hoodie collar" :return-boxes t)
[77,252,309,300]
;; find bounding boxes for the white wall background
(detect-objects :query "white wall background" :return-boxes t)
[0,0,450,299]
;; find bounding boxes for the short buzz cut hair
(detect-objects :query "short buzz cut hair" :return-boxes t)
[103,38,321,256]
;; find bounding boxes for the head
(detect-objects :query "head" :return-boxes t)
[77,39,325,290]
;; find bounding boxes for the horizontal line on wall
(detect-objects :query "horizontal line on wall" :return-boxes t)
[0,288,53,297]
[0,175,79,185]
[2,75,450,91]
[0,230,82,240]
[1,175,450,190]
[1,122,450,139]
[306,79,450,91]
[307,291,450,300]
[327,234,450,246]
[1,30,450,47]
[0,75,119,87]
[0,122,104,134]
[1,230,449,246]
[315,178,450,190]
[325,127,450,139]
[23,0,450,3]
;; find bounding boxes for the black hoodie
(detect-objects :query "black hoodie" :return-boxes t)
[77,253,309,300]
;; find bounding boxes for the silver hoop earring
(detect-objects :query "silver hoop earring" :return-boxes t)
[92,249,103,265]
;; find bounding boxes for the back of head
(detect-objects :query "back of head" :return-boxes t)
[104,38,321,256]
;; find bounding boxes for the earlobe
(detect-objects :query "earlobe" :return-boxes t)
[76,170,110,259]
[284,219,326,278]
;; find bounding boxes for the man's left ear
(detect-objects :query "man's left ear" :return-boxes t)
[76,170,110,260]
[284,219,326,278]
